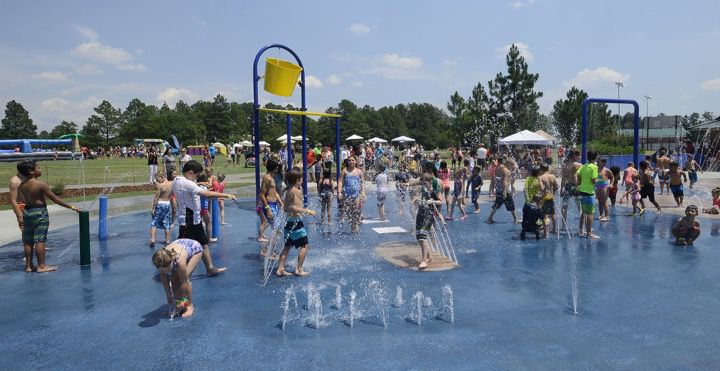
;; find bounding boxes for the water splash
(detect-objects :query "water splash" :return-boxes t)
[281,285,299,330]
[365,280,388,328]
[441,285,455,323]
[305,284,325,329]
[409,291,425,326]
[333,284,342,310]
[348,290,359,328]
[393,286,404,307]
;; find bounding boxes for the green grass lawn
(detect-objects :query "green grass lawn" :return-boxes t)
[0,156,257,187]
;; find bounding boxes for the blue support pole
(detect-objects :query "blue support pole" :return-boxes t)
[98,195,108,241]
[335,117,341,182]
[581,98,640,167]
[301,114,308,207]
[253,44,305,205]
[286,114,293,171]
[211,198,220,239]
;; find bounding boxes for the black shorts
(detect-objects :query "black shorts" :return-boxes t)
[179,223,208,245]
[478,159,486,168]
[640,184,655,199]
[492,192,515,211]
[541,199,555,215]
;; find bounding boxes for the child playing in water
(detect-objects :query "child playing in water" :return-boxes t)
[521,194,545,240]
[703,187,720,214]
[469,166,483,214]
[150,172,176,247]
[686,157,703,189]
[667,162,687,207]
[639,160,662,213]
[152,238,205,318]
[196,172,213,241]
[375,164,389,220]
[216,173,227,225]
[630,174,643,215]
[17,160,81,272]
[318,168,334,225]
[413,174,441,269]
[438,161,451,211]
[608,166,621,207]
[277,170,316,277]
[619,162,637,205]
[447,169,468,221]
[672,205,701,245]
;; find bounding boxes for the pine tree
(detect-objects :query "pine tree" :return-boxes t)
[552,87,588,145]
[466,82,490,145]
[1,100,37,139]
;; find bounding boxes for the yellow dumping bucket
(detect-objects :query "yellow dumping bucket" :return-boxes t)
[263,58,303,97]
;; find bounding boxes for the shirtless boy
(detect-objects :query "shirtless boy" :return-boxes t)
[667,162,687,207]
[16,160,80,272]
[258,158,284,243]
[560,150,582,230]
[656,150,671,195]
[277,170,316,277]
[686,157,703,189]
[150,172,177,247]
[486,156,519,223]
[9,171,26,232]
[538,163,559,236]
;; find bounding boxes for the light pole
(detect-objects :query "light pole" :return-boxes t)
[644,95,652,150]
[614,81,624,127]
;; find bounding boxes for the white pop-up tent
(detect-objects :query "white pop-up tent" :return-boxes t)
[346,134,364,141]
[498,130,553,146]
[391,135,415,142]
[367,137,388,143]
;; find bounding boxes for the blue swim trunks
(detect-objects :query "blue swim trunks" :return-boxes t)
[670,184,684,197]
[580,193,595,215]
[284,217,308,248]
[264,201,281,227]
[151,201,172,230]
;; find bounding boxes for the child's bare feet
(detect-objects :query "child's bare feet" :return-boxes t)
[25,265,37,273]
[587,233,600,239]
[36,265,58,273]
[294,270,309,276]
[257,237,269,242]
[181,305,195,318]
[418,260,428,269]
[276,270,292,277]
[207,267,226,276]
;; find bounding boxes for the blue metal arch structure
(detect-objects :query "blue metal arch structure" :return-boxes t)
[581,98,640,167]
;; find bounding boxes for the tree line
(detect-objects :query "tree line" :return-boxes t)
[1,44,714,151]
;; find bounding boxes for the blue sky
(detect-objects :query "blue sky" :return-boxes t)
[2,0,719,131]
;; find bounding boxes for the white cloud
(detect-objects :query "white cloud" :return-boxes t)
[74,25,98,41]
[76,64,104,75]
[305,75,324,88]
[564,67,630,88]
[497,42,534,63]
[326,74,342,85]
[78,96,102,109]
[72,41,133,64]
[382,54,423,68]
[349,23,371,35]
[40,97,71,111]
[157,88,199,107]
[31,71,69,82]
[510,0,535,8]
[117,63,148,72]
[351,81,364,87]
[701,78,720,91]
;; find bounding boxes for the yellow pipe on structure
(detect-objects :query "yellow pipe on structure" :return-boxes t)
[258,107,341,118]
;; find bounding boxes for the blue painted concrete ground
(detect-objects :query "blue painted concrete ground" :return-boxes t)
[1,192,720,370]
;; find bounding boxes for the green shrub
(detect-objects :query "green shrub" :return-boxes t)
[51,182,65,196]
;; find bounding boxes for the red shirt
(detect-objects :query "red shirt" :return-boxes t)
[307,151,315,164]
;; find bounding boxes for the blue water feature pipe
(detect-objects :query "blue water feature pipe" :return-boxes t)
[286,114,293,171]
[581,98,640,167]
[98,195,108,240]
[335,117,341,182]
[211,198,220,239]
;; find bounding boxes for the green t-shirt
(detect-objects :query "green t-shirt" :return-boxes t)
[577,162,598,194]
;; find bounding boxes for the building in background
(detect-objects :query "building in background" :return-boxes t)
[618,115,685,152]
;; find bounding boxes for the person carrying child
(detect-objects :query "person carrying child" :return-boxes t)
[667,162,687,207]
[672,205,701,245]
[413,174,442,269]
[277,170,316,277]
[447,169,468,221]
[152,238,205,318]
[16,160,81,272]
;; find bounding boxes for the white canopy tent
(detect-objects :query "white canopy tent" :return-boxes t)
[367,137,388,143]
[498,130,553,146]
[534,130,557,144]
[258,141,270,147]
[346,134,364,141]
[391,135,415,142]
[237,140,253,147]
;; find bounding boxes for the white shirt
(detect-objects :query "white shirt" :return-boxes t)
[179,154,192,170]
[173,176,202,226]
[477,147,487,159]
[341,149,349,161]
